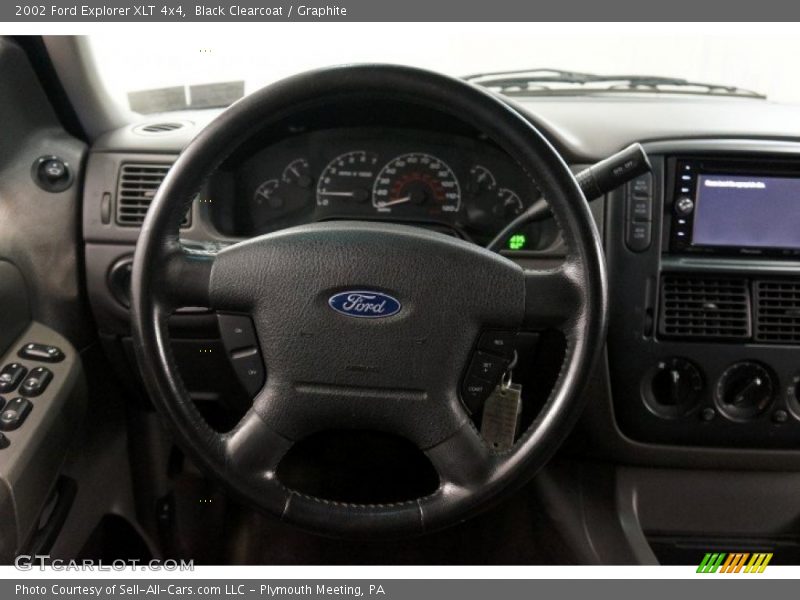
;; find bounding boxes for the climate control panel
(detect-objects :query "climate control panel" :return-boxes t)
[619,347,800,447]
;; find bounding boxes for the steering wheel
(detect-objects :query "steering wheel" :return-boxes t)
[131,65,607,537]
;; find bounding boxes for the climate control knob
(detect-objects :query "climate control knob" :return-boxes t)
[716,362,775,420]
[645,357,704,418]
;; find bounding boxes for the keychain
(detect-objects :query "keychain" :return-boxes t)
[480,352,523,451]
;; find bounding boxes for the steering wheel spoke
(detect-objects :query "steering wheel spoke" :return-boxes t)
[425,420,495,492]
[523,260,585,329]
[157,246,216,310]
[222,408,293,478]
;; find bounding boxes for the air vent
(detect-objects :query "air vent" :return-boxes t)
[116,163,171,226]
[754,280,800,344]
[659,275,751,340]
[136,122,185,134]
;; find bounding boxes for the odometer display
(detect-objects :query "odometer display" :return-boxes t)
[372,153,461,216]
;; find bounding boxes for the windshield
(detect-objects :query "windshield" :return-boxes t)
[87,25,800,114]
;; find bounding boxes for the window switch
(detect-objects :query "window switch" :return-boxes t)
[0,363,27,393]
[18,343,64,363]
[19,367,53,397]
[0,397,32,431]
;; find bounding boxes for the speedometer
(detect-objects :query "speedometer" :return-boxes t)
[372,153,461,215]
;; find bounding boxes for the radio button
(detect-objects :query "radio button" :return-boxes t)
[675,197,695,216]
[626,220,652,252]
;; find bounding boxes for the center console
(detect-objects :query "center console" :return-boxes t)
[607,140,800,448]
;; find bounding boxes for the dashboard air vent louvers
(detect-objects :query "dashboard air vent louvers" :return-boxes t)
[116,163,171,227]
[139,122,185,133]
[659,275,751,340]
[754,280,800,344]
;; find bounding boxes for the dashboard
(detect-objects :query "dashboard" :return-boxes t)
[81,93,800,468]
[206,127,546,249]
[71,84,800,564]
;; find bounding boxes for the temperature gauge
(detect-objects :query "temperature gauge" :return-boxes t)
[467,165,497,195]
[496,188,524,219]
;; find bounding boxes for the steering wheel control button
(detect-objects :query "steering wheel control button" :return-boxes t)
[19,367,53,397]
[625,219,652,252]
[230,348,266,397]
[18,343,65,363]
[462,378,495,414]
[477,330,517,358]
[468,351,509,382]
[0,397,32,431]
[0,363,27,393]
[218,313,258,351]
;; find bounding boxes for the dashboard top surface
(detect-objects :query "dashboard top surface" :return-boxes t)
[93,94,800,160]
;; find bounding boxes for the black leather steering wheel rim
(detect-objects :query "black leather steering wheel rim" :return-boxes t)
[131,64,608,538]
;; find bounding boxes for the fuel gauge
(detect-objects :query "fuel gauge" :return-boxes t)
[253,179,281,209]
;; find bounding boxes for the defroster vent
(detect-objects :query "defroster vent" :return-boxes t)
[659,275,751,340]
[116,163,171,226]
[754,280,800,344]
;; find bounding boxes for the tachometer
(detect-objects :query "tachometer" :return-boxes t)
[372,153,460,215]
[316,151,379,207]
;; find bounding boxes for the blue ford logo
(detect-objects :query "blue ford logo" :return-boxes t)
[328,290,401,319]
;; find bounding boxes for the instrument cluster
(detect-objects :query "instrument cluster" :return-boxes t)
[209,127,542,246]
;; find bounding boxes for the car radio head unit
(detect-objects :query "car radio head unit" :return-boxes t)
[670,157,800,257]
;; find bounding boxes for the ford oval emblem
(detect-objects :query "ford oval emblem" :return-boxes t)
[328,290,401,319]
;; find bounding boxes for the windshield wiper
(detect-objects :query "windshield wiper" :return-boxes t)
[464,68,766,99]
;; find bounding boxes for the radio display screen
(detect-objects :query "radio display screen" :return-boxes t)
[693,173,800,249]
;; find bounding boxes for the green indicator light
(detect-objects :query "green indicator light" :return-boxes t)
[508,234,527,251]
